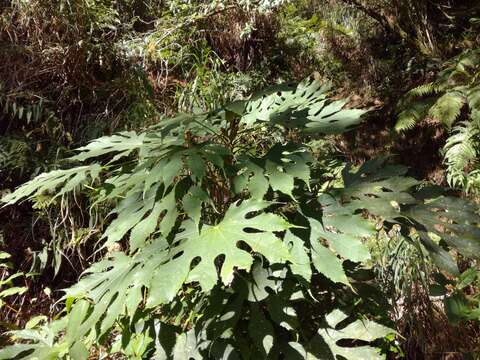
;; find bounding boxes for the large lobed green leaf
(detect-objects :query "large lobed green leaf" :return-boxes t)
[29,200,292,350]
[240,77,367,134]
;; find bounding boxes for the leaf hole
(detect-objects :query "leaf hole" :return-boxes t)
[172,250,184,261]
[190,256,202,269]
[236,240,252,253]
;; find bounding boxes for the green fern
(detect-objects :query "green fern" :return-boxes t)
[0,138,30,177]
[396,48,480,192]
[443,113,480,191]
[406,82,438,98]
[428,92,465,128]
[395,100,432,131]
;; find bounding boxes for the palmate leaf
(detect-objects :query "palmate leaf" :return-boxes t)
[0,76,448,360]
[147,199,292,305]
[240,77,366,134]
[0,204,291,358]
[405,191,480,275]
[92,143,226,251]
[100,169,181,251]
[0,202,292,358]
[1,129,211,253]
[1,129,178,206]
[248,303,275,357]
[1,164,102,205]
[334,158,480,275]
[69,131,147,162]
[300,159,407,287]
[238,149,377,288]
[234,143,313,199]
[0,318,68,360]
[147,263,288,358]
[339,157,420,219]
[148,264,392,360]
[405,196,480,260]
[308,195,374,285]
[309,160,417,282]
[29,200,292,352]
[306,309,392,360]
[285,231,312,282]
[68,114,200,163]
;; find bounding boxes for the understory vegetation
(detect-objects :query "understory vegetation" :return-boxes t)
[0,1,480,359]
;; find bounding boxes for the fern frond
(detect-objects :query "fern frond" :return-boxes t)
[406,82,437,98]
[465,169,480,194]
[428,92,465,127]
[456,49,480,71]
[0,138,30,175]
[467,85,480,110]
[395,101,430,132]
[443,115,480,190]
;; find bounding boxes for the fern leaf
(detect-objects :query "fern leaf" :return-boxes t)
[456,49,480,71]
[395,101,431,132]
[465,169,480,194]
[428,92,465,127]
[0,138,29,175]
[406,82,437,98]
[467,85,480,110]
[443,115,480,190]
